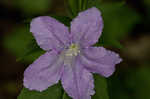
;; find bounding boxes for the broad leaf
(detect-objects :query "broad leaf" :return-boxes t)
[18,84,62,99]
[92,74,109,99]
[62,92,71,99]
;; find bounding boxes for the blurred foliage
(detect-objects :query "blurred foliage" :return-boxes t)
[4,26,45,63]
[143,0,150,8]
[0,0,52,15]
[108,65,150,99]
[18,83,62,99]
[66,0,79,17]
[108,72,131,99]
[143,0,150,21]
[125,66,150,99]
[87,0,102,8]
[88,2,141,48]
[14,0,52,15]
[66,0,103,17]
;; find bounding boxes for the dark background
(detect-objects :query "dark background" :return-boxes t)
[0,0,150,99]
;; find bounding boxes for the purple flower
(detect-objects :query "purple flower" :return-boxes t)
[23,7,122,99]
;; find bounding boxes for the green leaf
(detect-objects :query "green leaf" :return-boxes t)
[18,84,62,99]
[62,91,71,99]
[16,39,45,63]
[92,74,109,99]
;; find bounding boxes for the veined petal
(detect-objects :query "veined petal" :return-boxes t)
[71,7,103,47]
[30,16,70,51]
[61,57,95,99]
[80,47,122,77]
[23,50,64,91]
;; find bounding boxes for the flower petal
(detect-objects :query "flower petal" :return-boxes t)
[80,47,122,77]
[61,57,95,99]
[30,16,70,51]
[23,50,64,91]
[71,7,103,47]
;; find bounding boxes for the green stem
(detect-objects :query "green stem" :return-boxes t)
[78,0,83,11]
[83,0,88,10]
[62,92,68,99]
[64,0,75,18]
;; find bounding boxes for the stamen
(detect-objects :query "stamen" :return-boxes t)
[65,44,80,56]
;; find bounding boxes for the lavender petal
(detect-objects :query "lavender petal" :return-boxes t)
[30,16,70,51]
[80,47,122,77]
[23,51,64,91]
[71,7,103,47]
[61,57,95,99]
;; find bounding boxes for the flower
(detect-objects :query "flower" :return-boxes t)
[23,7,122,99]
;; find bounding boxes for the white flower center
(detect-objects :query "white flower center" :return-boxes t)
[65,44,80,56]
[60,44,80,65]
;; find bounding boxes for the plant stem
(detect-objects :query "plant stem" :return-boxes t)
[78,0,83,11]
[62,92,68,99]
[83,0,88,10]
[64,0,74,18]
